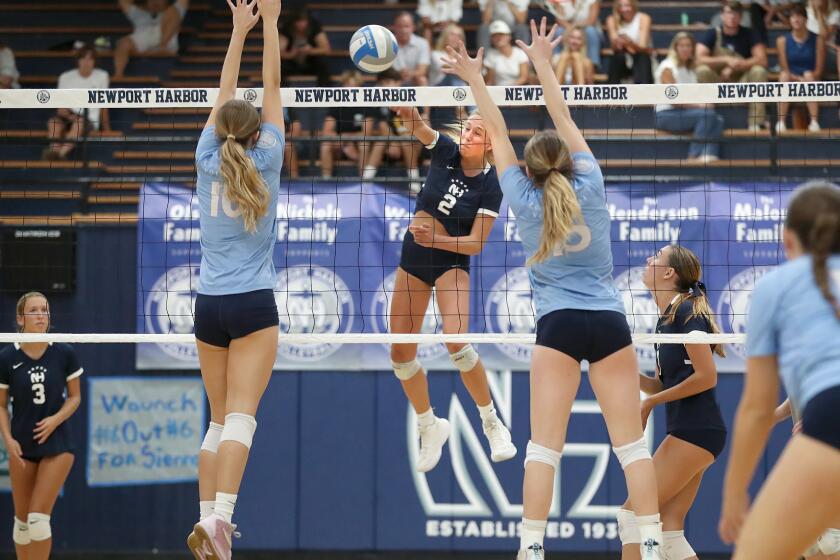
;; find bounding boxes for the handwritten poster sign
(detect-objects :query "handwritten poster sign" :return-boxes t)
[87,377,205,487]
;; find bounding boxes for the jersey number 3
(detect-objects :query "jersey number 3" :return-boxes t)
[32,383,45,405]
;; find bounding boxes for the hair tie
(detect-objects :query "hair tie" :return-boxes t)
[226,134,236,141]
[687,281,706,298]
[550,167,563,174]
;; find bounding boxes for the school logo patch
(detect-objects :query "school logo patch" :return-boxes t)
[274,265,354,362]
[614,266,658,365]
[484,267,535,363]
[717,266,773,359]
[144,266,200,361]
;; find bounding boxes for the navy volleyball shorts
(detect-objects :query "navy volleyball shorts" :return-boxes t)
[535,309,633,363]
[669,429,727,458]
[801,385,840,452]
[194,289,279,348]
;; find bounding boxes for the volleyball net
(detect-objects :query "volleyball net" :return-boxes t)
[1,82,839,371]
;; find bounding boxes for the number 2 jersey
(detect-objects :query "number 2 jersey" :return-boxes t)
[0,343,83,458]
[415,132,503,237]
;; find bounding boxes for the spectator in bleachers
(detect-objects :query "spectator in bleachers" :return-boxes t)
[696,1,769,130]
[807,0,840,88]
[0,42,20,89]
[605,0,653,84]
[114,0,188,79]
[477,0,530,51]
[44,45,111,161]
[483,20,530,86]
[543,0,603,70]
[655,32,725,162]
[279,8,331,87]
[283,107,303,178]
[430,24,467,86]
[776,4,825,132]
[711,1,777,44]
[417,0,463,45]
[554,26,596,84]
[319,70,377,178]
[392,12,431,86]
[365,68,421,182]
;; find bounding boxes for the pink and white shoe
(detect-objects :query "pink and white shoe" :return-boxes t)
[187,513,238,560]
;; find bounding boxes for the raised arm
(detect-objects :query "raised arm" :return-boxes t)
[441,42,519,176]
[259,0,285,129]
[393,106,437,146]
[206,0,261,128]
[118,0,134,15]
[517,17,590,154]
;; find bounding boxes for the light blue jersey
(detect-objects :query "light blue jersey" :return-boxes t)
[499,152,624,320]
[195,123,285,295]
[747,255,840,411]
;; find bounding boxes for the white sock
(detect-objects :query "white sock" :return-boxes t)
[477,402,497,423]
[199,500,214,521]
[520,518,547,550]
[636,513,662,545]
[362,165,377,179]
[417,408,436,428]
[214,492,237,524]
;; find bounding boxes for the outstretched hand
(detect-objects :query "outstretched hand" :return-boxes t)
[515,17,562,66]
[441,41,485,84]
[228,0,261,33]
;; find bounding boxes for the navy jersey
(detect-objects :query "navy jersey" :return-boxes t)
[655,300,726,433]
[0,343,82,457]
[415,132,503,237]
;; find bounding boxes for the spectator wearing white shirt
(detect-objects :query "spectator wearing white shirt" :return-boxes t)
[477,0,530,51]
[483,20,530,86]
[543,0,604,69]
[0,42,20,89]
[554,26,596,84]
[44,45,110,161]
[392,12,431,86]
[417,0,463,45]
[114,0,189,79]
[807,0,839,37]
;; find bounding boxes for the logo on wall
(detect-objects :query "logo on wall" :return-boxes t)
[36,90,51,104]
[243,89,258,104]
[485,267,535,363]
[614,266,658,365]
[274,265,354,362]
[370,270,448,362]
[144,266,200,361]
[717,266,773,359]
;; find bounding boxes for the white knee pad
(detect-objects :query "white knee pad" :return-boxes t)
[392,359,422,381]
[523,440,562,470]
[200,421,224,453]
[613,437,651,469]
[818,528,840,555]
[450,344,479,372]
[219,413,257,450]
[12,517,30,545]
[616,509,640,544]
[27,513,50,542]
[663,530,695,560]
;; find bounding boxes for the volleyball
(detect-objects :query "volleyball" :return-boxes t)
[349,25,398,73]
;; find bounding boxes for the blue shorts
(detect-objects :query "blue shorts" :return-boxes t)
[802,385,840,452]
[399,230,469,286]
[535,309,633,363]
[194,289,279,348]
[669,428,727,458]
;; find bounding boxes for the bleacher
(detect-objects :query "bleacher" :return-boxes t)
[1,0,839,222]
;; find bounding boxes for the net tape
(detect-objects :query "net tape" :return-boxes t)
[0,333,745,344]
[2,82,839,109]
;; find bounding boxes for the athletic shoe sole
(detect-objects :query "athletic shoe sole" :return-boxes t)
[491,443,517,462]
[187,523,223,560]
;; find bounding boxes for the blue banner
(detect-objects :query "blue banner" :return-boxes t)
[136,180,801,371]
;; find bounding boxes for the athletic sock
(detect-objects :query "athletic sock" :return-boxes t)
[199,500,214,521]
[417,408,436,428]
[477,402,497,423]
[214,492,237,524]
[520,518,547,550]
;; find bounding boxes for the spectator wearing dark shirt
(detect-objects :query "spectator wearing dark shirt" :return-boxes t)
[364,69,421,181]
[696,1,769,130]
[279,9,331,87]
[776,4,825,132]
[319,71,376,178]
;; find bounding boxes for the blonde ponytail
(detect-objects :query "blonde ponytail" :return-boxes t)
[523,131,581,265]
[216,100,269,233]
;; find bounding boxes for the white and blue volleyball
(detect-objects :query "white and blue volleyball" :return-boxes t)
[349,25,398,73]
